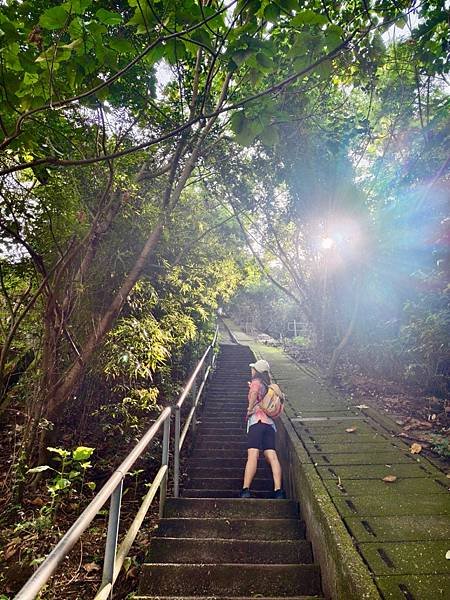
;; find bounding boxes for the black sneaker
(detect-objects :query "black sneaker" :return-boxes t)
[273,488,286,499]
[239,488,251,498]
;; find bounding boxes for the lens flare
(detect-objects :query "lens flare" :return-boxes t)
[321,237,335,250]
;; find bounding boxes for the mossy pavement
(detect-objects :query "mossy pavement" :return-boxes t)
[223,320,450,600]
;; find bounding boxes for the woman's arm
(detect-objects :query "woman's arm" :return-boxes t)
[247,380,260,415]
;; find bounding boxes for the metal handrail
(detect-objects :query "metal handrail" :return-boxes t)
[14,325,219,600]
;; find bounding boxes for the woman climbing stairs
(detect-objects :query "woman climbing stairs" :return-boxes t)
[136,343,323,599]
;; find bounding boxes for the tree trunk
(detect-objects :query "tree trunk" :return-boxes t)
[326,283,361,380]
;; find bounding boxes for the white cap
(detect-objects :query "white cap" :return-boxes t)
[249,359,270,373]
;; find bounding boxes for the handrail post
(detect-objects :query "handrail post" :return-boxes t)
[159,415,170,518]
[210,343,216,370]
[174,405,181,498]
[191,377,198,436]
[101,479,123,597]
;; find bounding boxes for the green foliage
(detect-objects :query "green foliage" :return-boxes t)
[430,435,450,458]
[399,292,450,394]
[292,335,311,347]
[27,445,95,507]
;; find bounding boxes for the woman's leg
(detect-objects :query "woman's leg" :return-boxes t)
[264,449,282,490]
[243,448,260,488]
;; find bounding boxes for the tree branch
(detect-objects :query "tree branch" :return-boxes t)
[0,0,238,151]
[0,30,360,177]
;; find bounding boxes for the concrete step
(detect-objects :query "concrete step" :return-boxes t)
[194,440,247,450]
[201,411,247,419]
[135,596,323,600]
[197,423,246,430]
[197,429,246,436]
[163,498,298,519]
[195,427,248,436]
[186,467,271,479]
[138,563,322,597]
[209,380,248,383]
[207,393,247,397]
[199,417,246,423]
[156,517,306,540]
[212,372,251,377]
[148,537,313,564]
[202,405,245,410]
[207,387,247,391]
[203,405,246,411]
[185,477,273,491]
[195,433,247,440]
[206,389,247,394]
[204,400,246,406]
[199,424,247,428]
[202,403,246,408]
[188,457,265,469]
[206,388,246,393]
[197,423,247,442]
[210,382,249,386]
[190,448,249,459]
[204,399,246,404]
[182,489,275,498]
[203,408,246,413]
[199,409,247,427]
[214,367,252,370]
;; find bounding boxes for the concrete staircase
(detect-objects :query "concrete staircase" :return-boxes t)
[137,344,323,599]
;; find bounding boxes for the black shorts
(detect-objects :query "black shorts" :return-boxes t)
[247,422,276,452]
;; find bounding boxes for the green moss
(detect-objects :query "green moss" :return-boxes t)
[323,476,450,497]
[376,574,450,599]
[317,463,442,479]
[307,442,402,453]
[334,493,450,517]
[345,515,450,541]
[359,541,450,575]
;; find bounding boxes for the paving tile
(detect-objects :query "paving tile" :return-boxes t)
[312,452,416,465]
[334,493,450,517]
[297,422,382,434]
[307,442,403,454]
[290,399,349,407]
[376,574,450,599]
[358,541,450,575]
[294,410,363,417]
[323,477,450,497]
[303,433,393,444]
[317,463,442,480]
[345,515,450,542]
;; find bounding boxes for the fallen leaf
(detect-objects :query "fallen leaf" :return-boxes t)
[4,545,18,560]
[382,475,397,483]
[83,562,100,573]
[346,427,356,433]
[410,443,422,454]
[29,497,45,507]
[126,566,137,579]
[403,419,432,431]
